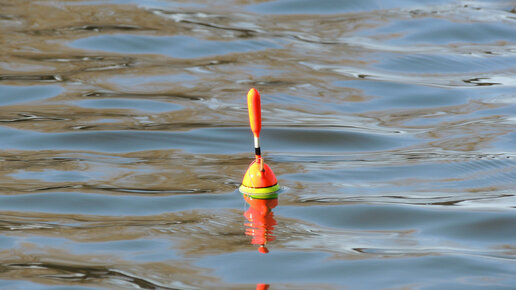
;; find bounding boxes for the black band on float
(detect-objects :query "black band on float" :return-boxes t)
[255,147,261,156]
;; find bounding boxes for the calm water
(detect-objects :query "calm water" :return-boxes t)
[1,0,516,289]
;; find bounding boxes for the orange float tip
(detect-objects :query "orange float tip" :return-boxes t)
[239,159,280,198]
[247,88,261,138]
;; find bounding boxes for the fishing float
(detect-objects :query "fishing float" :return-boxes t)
[239,88,280,198]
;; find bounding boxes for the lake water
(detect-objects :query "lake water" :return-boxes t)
[1,0,516,289]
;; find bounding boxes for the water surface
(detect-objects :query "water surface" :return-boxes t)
[1,0,516,289]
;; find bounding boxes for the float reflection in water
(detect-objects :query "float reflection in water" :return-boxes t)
[243,193,278,254]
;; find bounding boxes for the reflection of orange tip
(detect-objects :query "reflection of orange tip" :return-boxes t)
[256,284,270,290]
[258,246,269,254]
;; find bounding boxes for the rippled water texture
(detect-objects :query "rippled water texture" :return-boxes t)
[1,0,516,289]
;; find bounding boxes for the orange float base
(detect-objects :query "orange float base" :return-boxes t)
[239,158,280,198]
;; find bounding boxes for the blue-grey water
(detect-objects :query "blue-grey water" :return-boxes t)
[1,0,516,289]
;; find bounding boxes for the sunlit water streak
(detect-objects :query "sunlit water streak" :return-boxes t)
[1,0,516,288]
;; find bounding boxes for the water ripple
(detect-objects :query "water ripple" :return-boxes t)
[69,34,282,59]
